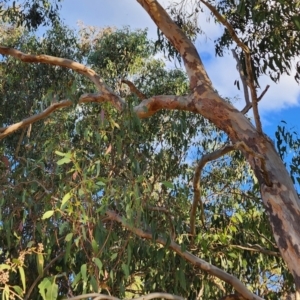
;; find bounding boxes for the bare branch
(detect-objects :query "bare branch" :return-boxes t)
[241,85,270,114]
[105,210,264,300]
[0,45,125,111]
[121,79,147,100]
[64,292,184,300]
[0,94,192,139]
[133,95,192,118]
[219,294,246,300]
[257,85,270,102]
[231,49,250,105]
[191,145,235,236]
[0,94,109,140]
[230,244,281,257]
[200,1,262,133]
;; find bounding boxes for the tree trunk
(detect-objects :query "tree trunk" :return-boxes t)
[137,0,300,293]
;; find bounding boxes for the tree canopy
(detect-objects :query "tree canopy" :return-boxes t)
[0,1,300,300]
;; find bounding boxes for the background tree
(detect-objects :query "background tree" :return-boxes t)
[0,1,300,300]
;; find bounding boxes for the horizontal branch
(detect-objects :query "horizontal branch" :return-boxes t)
[230,244,281,257]
[0,93,109,140]
[65,292,184,300]
[105,210,264,300]
[134,95,192,118]
[191,145,236,235]
[0,45,125,111]
[219,294,246,300]
[0,93,192,139]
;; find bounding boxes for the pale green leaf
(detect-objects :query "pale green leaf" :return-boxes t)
[42,210,54,220]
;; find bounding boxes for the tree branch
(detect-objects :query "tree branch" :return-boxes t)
[200,1,262,133]
[133,95,192,118]
[0,94,192,139]
[191,145,236,236]
[121,79,147,100]
[241,85,270,114]
[231,49,250,105]
[219,294,246,300]
[105,210,264,300]
[136,0,212,89]
[0,94,108,140]
[0,45,125,111]
[64,292,184,300]
[230,244,281,257]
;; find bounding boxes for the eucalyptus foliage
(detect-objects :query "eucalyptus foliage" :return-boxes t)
[0,20,298,300]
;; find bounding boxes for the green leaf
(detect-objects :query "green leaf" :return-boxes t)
[39,278,58,300]
[65,233,73,242]
[12,286,23,296]
[57,157,71,165]
[36,253,44,276]
[162,181,174,189]
[81,264,87,281]
[55,150,66,157]
[46,278,58,300]
[61,192,72,208]
[90,276,98,292]
[55,151,72,158]
[96,181,106,186]
[71,272,81,288]
[42,210,54,220]
[91,239,98,254]
[93,258,103,274]
[110,253,118,261]
[3,285,9,300]
[18,266,26,291]
[121,263,129,278]
[228,252,238,259]
[0,264,10,270]
[235,213,243,223]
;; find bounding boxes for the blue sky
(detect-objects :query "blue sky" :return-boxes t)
[58,0,300,140]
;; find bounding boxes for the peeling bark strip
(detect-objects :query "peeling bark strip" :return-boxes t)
[136,0,300,293]
[106,210,264,300]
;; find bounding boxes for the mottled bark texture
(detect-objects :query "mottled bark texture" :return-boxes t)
[136,0,300,295]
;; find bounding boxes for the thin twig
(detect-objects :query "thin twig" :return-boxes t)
[191,145,235,236]
[230,244,280,257]
[257,85,270,101]
[241,85,270,114]
[121,79,147,100]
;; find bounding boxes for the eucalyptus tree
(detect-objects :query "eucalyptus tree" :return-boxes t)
[0,1,300,300]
